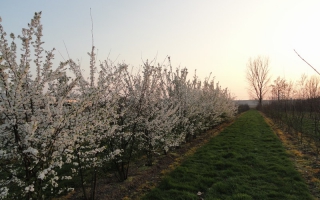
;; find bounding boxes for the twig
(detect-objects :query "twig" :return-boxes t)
[90,8,94,47]
[63,40,71,60]
[57,49,66,61]
[294,49,320,75]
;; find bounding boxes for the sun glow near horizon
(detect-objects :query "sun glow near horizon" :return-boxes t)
[1,1,320,100]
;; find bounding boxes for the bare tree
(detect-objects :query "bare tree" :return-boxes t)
[305,75,320,99]
[270,77,293,101]
[246,56,271,106]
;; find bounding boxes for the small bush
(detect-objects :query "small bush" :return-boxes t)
[237,104,250,114]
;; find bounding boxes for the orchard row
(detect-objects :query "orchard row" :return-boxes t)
[0,12,236,199]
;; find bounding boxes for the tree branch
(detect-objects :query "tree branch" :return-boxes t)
[294,49,320,76]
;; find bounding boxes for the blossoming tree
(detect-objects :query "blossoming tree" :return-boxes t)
[0,12,237,199]
[0,12,84,199]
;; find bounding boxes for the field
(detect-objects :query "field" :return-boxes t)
[1,11,318,200]
[142,110,313,199]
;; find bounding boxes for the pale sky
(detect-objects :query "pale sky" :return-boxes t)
[2,0,320,100]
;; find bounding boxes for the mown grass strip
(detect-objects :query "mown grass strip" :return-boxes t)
[142,110,313,200]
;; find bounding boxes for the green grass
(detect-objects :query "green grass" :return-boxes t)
[142,110,313,200]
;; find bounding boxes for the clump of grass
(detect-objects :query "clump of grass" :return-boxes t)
[142,110,313,199]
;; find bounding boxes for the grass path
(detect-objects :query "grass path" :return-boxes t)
[142,110,313,200]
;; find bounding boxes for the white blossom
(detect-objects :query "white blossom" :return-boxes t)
[0,187,9,199]
[25,184,34,192]
[23,147,39,156]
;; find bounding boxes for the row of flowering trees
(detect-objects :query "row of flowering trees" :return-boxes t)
[0,12,237,199]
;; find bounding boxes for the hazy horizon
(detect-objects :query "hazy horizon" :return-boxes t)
[2,1,320,100]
